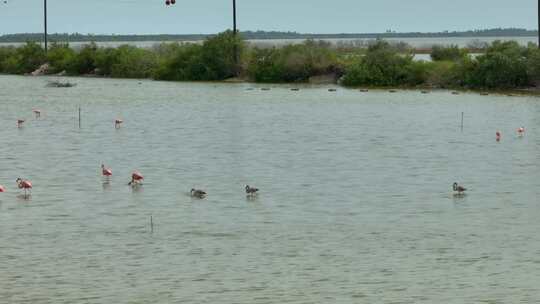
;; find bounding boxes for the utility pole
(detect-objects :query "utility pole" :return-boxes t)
[44,0,48,54]
[233,0,238,71]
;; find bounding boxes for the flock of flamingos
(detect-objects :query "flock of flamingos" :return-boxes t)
[0,108,527,199]
[2,108,260,200]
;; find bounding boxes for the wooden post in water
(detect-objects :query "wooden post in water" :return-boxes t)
[78,107,81,128]
[461,112,464,132]
[150,215,154,233]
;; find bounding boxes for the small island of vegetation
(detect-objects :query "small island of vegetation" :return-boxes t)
[0,30,539,91]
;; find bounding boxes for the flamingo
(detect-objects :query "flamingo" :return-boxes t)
[17,119,25,128]
[101,164,112,177]
[33,109,41,118]
[190,189,207,199]
[245,185,259,197]
[496,131,501,142]
[16,178,32,197]
[128,171,143,186]
[115,119,123,129]
[517,127,525,137]
[453,182,466,195]
[0,185,5,193]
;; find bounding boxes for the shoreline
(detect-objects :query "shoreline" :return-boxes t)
[4,73,539,97]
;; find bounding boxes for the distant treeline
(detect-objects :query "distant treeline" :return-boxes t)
[0,28,537,43]
[1,31,539,90]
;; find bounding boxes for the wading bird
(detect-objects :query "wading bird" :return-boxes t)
[453,182,466,195]
[115,119,123,129]
[16,178,32,197]
[190,189,207,199]
[245,185,259,197]
[101,164,112,177]
[128,171,143,186]
[0,185,5,192]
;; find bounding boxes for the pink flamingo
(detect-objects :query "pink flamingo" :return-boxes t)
[101,164,112,177]
[115,119,123,129]
[0,185,5,193]
[33,109,41,118]
[517,127,525,137]
[17,119,25,128]
[496,131,501,142]
[16,178,32,197]
[128,171,143,186]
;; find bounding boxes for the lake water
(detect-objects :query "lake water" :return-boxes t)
[0,75,539,303]
[0,36,537,49]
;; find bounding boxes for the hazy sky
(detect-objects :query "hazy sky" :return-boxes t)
[0,0,538,35]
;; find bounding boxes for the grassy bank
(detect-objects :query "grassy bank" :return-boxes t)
[1,31,539,91]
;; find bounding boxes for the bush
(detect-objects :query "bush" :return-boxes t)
[0,46,17,73]
[247,40,338,82]
[2,42,46,74]
[67,42,98,75]
[109,45,157,78]
[342,40,417,86]
[431,45,466,61]
[154,30,244,81]
[467,41,528,88]
[47,42,76,74]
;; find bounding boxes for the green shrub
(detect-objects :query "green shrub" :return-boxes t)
[0,46,17,73]
[431,45,466,61]
[109,45,157,78]
[342,40,417,86]
[1,42,46,74]
[247,40,338,83]
[67,42,98,75]
[47,42,76,74]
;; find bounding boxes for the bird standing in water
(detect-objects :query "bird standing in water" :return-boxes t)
[245,185,259,197]
[16,178,32,197]
[190,189,207,199]
[128,171,143,187]
[453,182,466,195]
[101,164,112,177]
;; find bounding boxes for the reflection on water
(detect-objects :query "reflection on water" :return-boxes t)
[0,75,539,303]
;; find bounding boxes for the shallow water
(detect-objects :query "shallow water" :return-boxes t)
[0,75,539,303]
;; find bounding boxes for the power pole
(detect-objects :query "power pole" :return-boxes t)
[44,0,48,54]
[233,0,238,68]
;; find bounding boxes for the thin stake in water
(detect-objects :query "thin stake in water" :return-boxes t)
[460,112,464,132]
[78,106,81,128]
[150,215,154,233]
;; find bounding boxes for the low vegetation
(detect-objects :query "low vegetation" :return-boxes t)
[0,31,539,90]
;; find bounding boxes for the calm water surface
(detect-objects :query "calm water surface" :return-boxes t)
[0,36,537,49]
[0,75,539,303]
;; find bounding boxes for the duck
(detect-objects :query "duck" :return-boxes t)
[453,182,466,194]
[190,188,207,199]
[245,185,259,196]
